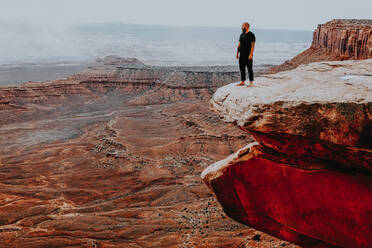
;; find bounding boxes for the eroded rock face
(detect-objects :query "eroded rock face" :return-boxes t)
[203,59,372,247]
[0,58,295,248]
[312,19,372,60]
[271,19,372,73]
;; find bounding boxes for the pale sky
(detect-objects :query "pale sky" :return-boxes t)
[1,0,371,30]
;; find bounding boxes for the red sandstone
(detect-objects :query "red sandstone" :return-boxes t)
[203,59,372,247]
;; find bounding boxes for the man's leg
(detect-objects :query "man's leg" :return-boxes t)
[247,59,254,86]
[238,58,246,86]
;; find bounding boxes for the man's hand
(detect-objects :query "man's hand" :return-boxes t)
[236,42,240,60]
[249,42,255,60]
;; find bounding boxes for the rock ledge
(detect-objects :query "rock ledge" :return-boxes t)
[203,59,372,247]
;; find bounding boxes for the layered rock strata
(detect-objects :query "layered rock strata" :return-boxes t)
[271,19,372,73]
[202,59,372,247]
[312,19,372,60]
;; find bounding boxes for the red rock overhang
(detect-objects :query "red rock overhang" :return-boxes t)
[209,154,372,247]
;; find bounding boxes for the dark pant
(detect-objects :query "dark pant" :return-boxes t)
[239,58,254,82]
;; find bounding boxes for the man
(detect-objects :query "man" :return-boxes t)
[236,22,255,87]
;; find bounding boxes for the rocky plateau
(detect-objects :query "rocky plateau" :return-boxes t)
[203,59,372,248]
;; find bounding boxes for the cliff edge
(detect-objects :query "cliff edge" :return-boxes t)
[271,19,372,73]
[202,59,372,247]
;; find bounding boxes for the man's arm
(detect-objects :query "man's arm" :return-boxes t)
[236,42,240,59]
[249,42,255,60]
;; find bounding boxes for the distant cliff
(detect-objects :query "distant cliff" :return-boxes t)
[271,19,372,72]
[0,57,241,112]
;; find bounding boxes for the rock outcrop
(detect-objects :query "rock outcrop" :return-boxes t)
[202,59,372,247]
[271,19,372,73]
[312,19,372,59]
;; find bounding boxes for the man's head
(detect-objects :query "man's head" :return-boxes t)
[241,22,250,33]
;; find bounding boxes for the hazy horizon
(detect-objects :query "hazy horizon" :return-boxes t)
[0,23,312,65]
[0,18,316,31]
[1,0,371,31]
[0,0,369,65]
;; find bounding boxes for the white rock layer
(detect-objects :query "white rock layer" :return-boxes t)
[210,59,372,126]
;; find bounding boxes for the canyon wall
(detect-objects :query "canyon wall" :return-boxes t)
[271,19,372,73]
[202,59,372,247]
[312,19,372,59]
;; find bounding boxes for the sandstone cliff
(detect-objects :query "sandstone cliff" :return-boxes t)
[202,59,372,247]
[271,19,372,73]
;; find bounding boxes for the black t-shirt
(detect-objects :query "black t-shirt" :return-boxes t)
[239,31,256,56]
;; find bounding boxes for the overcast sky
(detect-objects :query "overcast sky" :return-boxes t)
[1,0,371,30]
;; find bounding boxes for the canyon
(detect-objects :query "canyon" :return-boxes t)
[0,57,293,247]
[1,18,371,248]
[271,19,372,73]
[203,59,372,247]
